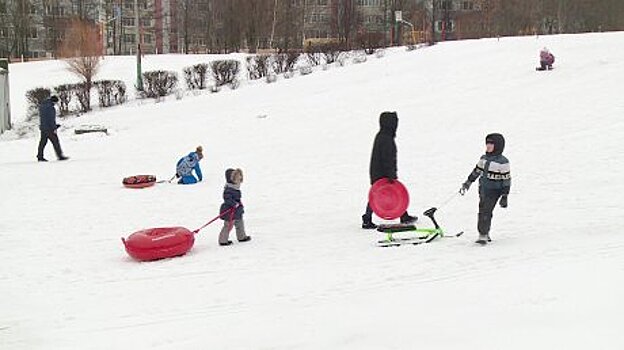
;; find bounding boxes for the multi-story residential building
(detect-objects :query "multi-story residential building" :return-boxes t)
[426,0,489,41]
[0,0,183,59]
[0,0,111,59]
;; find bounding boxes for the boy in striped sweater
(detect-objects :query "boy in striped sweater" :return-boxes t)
[460,133,511,244]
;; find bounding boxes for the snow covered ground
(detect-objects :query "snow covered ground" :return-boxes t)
[1,32,624,350]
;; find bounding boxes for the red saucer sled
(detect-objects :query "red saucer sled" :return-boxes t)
[123,175,157,189]
[368,178,410,220]
[122,205,239,262]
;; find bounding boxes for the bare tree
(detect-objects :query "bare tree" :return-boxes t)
[3,0,33,58]
[274,0,304,51]
[59,19,102,111]
[331,0,359,49]
[240,0,273,53]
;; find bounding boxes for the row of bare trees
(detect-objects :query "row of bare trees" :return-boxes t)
[2,0,624,59]
[0,0,100,59]
[485,0,624,36]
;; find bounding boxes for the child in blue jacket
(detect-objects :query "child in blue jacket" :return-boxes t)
[176,146,203,185]
[218,168,251,246]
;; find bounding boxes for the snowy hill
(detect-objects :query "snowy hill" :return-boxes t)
[7,53,249,124]
[1,32,624,350]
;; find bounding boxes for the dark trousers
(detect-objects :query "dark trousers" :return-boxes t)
[478,193,502,236]
[538,61,553,71]
[37,130,64,159]
[363,203,409,223]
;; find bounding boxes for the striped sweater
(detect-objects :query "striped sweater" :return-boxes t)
[466,154,511,195]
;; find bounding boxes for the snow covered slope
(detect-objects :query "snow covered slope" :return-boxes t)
[1,32,624,350]
[8,53,247,123]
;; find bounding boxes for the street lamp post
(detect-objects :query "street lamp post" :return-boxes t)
[135,0,143,91]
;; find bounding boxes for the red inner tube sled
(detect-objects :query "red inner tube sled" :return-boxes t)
[123,175,157,189]
[122,227,195,261]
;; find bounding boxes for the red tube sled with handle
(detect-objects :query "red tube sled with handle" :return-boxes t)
[122,205,239,262]
[368,178,410,220]
[123,175,157,189]
[122,227,195,261]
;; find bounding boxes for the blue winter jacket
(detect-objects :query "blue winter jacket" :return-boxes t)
[220,184,244,221]
[176,152,203,181]
[39,99,57,132]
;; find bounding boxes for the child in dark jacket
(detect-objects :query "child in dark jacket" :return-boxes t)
[460,133,511,244]
[218,168,251,246]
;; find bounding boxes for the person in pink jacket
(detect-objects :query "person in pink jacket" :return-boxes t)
[537,48,555,71]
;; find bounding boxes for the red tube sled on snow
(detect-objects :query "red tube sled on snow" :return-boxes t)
[121,205,239,262]
[122,227,195,261]
[123,175,157,189]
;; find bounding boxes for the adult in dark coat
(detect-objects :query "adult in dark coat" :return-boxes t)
[37,96,68,162]
[362,112,416,229]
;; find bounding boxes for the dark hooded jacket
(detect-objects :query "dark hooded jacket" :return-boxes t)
[369,112,398,184]
[220,168,245,221]
[466,133,512,195]
[39,99,58,132]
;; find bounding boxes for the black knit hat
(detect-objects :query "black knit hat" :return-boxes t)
[50,95,59,103]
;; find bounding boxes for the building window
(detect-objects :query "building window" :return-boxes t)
[317,0,328,5]
[0,27,6,38]
[46,5,65,16]
[437,0,453,10]
[141,18,151,27]
[122,17,135,26]
[357,0,381,6]
[143,34,152,43]
[462,1,474,10]
[124,1,133,10]
[124,34,136,43]
[30,28,38,39]
[436,20,455,33]
[0,1,6,14]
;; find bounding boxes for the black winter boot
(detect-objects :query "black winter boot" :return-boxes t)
[361,215,377,230]
[400,213,417,224]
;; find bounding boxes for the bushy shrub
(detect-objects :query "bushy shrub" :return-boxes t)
[211,60,240,87]
[54,84,73,116]
[142,70,179,98]
[94,80,126,108]
[183,63,209,90]
[247,55,270,80]
[274,51,300,74]
[72,82,91,112]
[26,87,51,118]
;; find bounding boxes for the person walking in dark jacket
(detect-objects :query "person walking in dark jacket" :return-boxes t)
[218,168,251,246]
[37,96,68,162]
[362,112,416,229]
[460,133,511,244]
